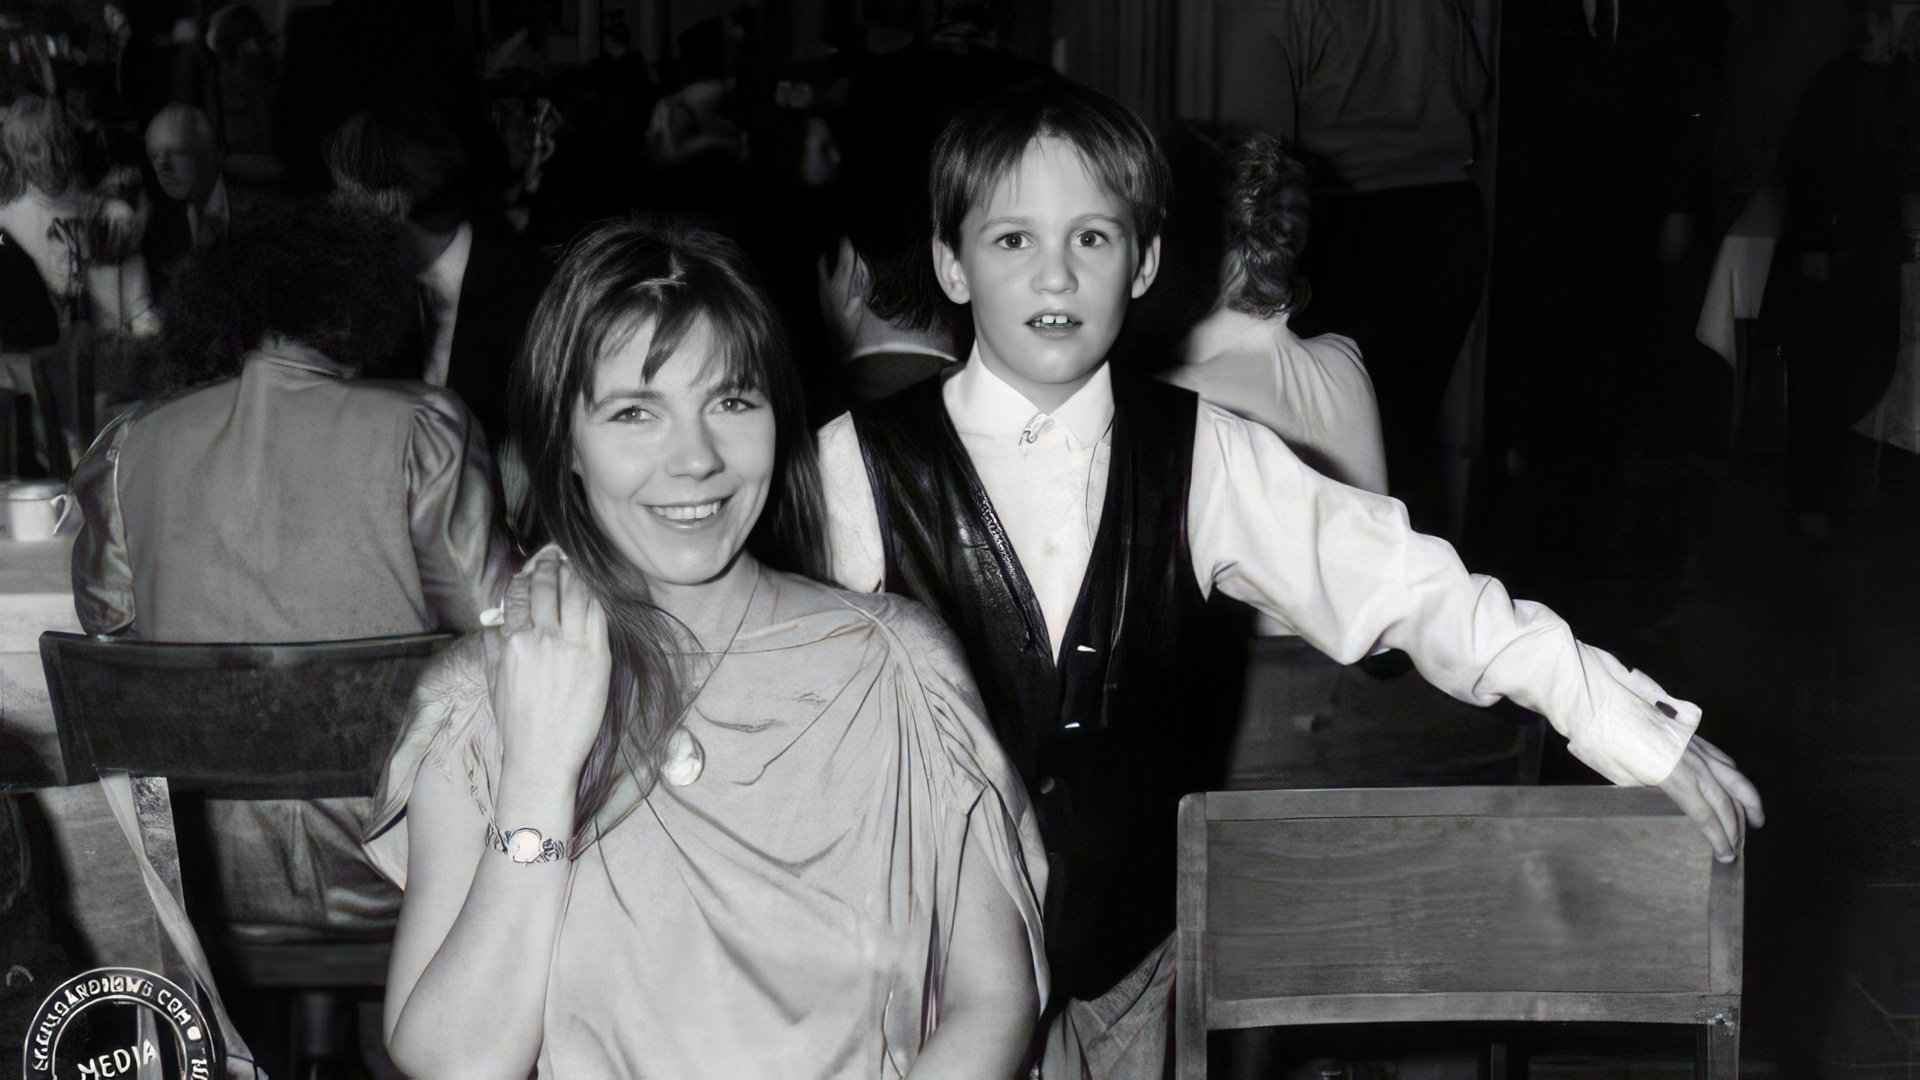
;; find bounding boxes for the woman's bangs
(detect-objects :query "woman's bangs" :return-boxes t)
[640,291,770,395]
[567,283,668,412]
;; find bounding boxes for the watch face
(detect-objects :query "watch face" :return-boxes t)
[506,828,545,863]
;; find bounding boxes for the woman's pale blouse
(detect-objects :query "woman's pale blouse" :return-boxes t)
[365,572,1049,1078]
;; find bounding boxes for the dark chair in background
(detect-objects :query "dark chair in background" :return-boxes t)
[39,630,455,1073]
[1176,786,1743,1080]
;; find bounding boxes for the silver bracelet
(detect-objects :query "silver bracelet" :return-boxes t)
[485,820,569,864]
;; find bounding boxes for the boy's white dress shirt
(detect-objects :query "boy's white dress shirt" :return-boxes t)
[817,353,1699,788]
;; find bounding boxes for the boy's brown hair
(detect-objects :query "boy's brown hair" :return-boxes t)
[929,77,1171,256]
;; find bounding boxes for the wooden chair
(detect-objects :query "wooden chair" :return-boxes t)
[37,630,454,996]
[1176,786,1742,1079]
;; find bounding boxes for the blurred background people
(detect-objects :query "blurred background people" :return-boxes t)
[326,99,552,454]
[1163,132,1387,497]
[141,102,228,293]
[0,93,155,336]
[1209,0,1491,530]
[203,2,281,179]
[1768,1,1920,532]
[819,19,1046,403]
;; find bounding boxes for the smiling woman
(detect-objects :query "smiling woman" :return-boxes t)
[364,217,1048,1079]
[569,317,777,603]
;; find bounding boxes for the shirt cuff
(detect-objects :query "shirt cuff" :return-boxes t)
[1558,641,1700,786]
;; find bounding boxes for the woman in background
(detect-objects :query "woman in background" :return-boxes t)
[0,94,156,336]
[1164,132,1388,496]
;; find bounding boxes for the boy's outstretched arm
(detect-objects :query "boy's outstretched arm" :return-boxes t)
[1187,401,1763,858]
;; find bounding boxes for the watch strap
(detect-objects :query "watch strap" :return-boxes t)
[485,820,569,864]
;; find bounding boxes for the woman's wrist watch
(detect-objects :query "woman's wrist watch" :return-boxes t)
[486,820,568,864]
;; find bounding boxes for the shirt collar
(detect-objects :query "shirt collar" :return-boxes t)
[250,336,352,377]
[848,341,959,364]
[945,346,1114,449]
[1190,304,1293,350]
[417,220,474,307]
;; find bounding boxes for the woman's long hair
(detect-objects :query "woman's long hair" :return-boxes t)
[1219,133,1314,318]
[510,216,829,841]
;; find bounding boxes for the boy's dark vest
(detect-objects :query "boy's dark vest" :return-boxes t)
[852,374,1245,1002]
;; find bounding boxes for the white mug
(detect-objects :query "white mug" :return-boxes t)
[3,480,77,541]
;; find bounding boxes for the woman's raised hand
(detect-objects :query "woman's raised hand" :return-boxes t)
[490,545,612,785]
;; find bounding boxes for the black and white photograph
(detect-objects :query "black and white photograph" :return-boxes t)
[0,0,1911,1076]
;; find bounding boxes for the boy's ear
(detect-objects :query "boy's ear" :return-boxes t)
[1130,235,1162,299]
[932,237,972,305]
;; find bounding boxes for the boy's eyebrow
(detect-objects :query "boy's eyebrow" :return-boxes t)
[974,212,1130,233]
[976,214,1032,233]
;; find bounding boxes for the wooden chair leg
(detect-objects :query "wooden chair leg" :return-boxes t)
[1698,1011,1738,1080]
[129,776,195,991]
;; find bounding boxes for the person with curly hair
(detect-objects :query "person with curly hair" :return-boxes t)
[69,202,513,950]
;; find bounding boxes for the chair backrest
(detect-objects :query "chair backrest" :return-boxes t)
[1175,786,1742,1076]
[40,630,456,799]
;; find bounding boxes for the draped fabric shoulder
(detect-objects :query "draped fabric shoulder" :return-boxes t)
[361,571,1049,1077]
[364,631,493,887]
[828,586,1053,1006]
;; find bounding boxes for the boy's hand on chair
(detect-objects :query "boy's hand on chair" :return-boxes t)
[1656,735,1764,862]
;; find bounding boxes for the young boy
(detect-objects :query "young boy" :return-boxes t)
[814,78,1761,1011]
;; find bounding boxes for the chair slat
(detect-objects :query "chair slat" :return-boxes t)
[1204,814,1713,1000]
